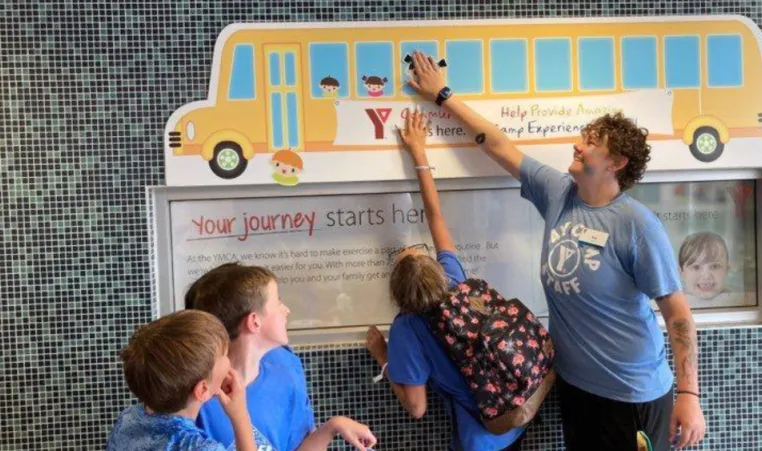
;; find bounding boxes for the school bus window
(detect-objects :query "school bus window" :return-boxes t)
[578,37,615,91]
[445,40,483,94]
[664,35,700,88]
[269,52,281,86]
[285,52,296,87]
[490,39,528,93]
[309,43,349,98]
[271,92,284,148]
[228,44,255,100]
[621,36,658,89]
[534,38,571,92]
[286,92,299,148]
[355,42,394,98]
[401,41,438,95]
[707,34,743,88]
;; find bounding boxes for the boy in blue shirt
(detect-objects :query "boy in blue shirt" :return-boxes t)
[107,309,260,451]
[187,263,376,451]
[365,110,526,451]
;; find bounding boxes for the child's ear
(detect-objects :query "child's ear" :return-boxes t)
[241,311,260,334]
[191,378,212,403]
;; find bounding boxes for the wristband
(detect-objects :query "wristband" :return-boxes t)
[372,362,388,383]
[414,165,436,172]
[676,390,700,398]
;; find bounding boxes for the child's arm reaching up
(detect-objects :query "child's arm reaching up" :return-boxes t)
[217,368,256,451]
[398,110,455,254]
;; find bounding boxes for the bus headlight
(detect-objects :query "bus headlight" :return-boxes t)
[186,121,196,141]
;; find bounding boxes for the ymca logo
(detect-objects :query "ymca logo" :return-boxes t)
[547,239,581,278]
[365,108,392,139]
[541,222,602,295]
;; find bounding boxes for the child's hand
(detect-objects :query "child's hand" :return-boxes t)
[396,110,429,163]
[217,368,248,423]
[329,416,377,451]
[365,326,388,365]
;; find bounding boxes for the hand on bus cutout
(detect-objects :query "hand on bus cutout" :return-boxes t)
[408,51,446,102]
[396,109,429,159]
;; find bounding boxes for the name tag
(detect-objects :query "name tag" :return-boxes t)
[579,228,609,247]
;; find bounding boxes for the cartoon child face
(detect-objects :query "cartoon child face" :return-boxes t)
[681,256,729,300]
[321,84,337,93]
[366,83,384,94]
[273,161,300,177]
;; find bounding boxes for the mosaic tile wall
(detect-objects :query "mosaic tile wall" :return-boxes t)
[295,328,762,451]
[2,0,762,449]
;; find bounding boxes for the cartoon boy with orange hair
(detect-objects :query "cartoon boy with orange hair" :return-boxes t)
[270,149,303,186]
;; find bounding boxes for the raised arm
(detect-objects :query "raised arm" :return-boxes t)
[408,51,524,179]
[398,110,455,253]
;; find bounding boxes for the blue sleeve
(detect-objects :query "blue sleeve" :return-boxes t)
[264,347,316,451]
[437,250,467,288]
[286,383,316,451]
[519,155,572,219]
[632,224,682,299]
[273,347,316,435]
[387,316,431,386]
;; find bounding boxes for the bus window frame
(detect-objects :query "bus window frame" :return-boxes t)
[620,35,660,91]
[227,43,257,101]
[533,37,573,93]
[489,37,530,94]
[308,42,351,100]
[577,36,617,92]
[663,34,702,89]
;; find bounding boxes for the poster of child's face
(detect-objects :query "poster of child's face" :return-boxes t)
[629,180,757,310]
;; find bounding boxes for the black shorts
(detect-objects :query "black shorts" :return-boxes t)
[558,376,674,451]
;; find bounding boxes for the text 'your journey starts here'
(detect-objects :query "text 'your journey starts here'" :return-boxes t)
[189,204,429,241]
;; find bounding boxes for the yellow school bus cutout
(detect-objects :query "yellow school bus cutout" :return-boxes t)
[164,16,762,184]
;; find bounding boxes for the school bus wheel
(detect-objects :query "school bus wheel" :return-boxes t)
[689,126,724,163]
[209,141,247,179]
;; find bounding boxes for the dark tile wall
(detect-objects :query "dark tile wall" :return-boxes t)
[2,1,761,449]
[295,328,762,450]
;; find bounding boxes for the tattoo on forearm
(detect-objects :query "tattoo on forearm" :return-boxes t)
[475,133,486,144]
[671,318,698,382]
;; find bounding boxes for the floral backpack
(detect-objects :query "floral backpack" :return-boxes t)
[425,278,556,434]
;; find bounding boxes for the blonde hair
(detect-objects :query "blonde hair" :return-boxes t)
[390,254,448,314]
[678,232,729,268]
[120,310,229,414]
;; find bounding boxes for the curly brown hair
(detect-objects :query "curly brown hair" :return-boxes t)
[581,112,651,191]
[390,254,448,314]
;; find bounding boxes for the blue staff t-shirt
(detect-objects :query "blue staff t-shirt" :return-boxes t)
[519,155,679,402]
[387,251,525,451]
[197,346,315,451]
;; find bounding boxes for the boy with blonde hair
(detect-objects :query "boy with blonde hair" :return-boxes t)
[107,309,258,451]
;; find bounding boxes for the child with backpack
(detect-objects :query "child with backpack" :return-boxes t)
[366,110,555,451]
